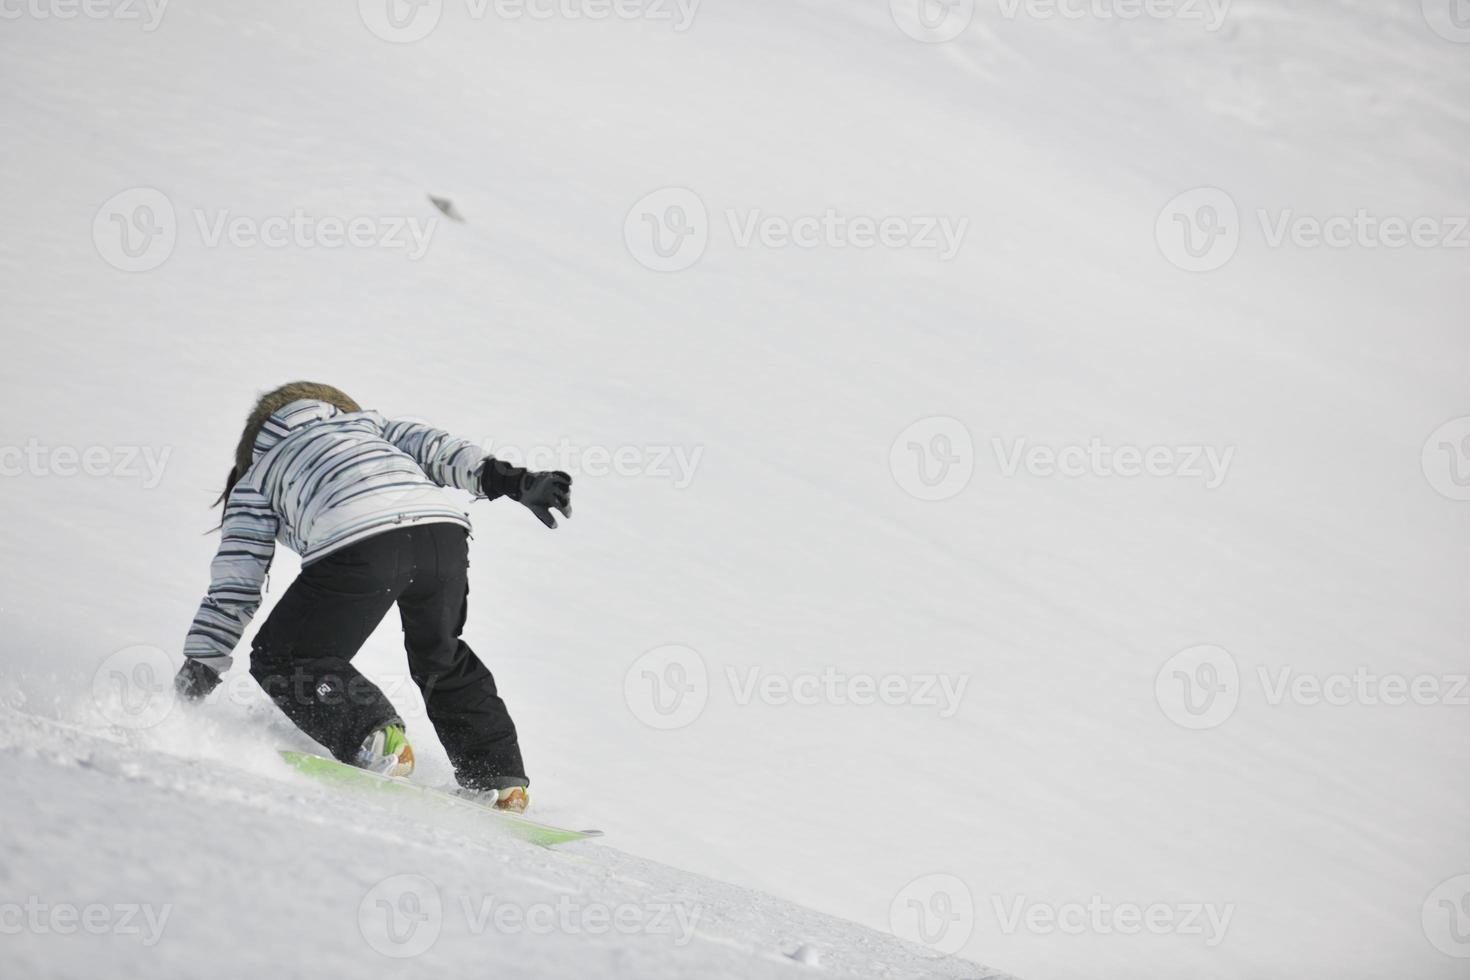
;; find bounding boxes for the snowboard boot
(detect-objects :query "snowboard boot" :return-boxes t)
[453,784,530,813]
[494,786,529,813]
[355,724,414,778]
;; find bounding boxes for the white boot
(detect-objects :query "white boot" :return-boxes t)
[355,724,414,778]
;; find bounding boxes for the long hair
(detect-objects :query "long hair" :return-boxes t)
[213,381,361,512]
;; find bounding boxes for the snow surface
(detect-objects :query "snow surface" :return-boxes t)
[0,707,1006,979]
[1,2,1468,979]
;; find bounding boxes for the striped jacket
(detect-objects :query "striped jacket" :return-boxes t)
[184,399,488,669]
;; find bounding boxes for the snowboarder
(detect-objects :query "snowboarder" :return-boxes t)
[174,381,572,812]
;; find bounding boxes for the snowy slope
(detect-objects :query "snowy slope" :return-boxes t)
[0,707,1008,979]
[2,2,1469,979]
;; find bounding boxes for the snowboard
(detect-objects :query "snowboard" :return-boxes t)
[278,749,602,847]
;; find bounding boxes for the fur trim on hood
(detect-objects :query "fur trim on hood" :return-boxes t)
[220,382,361,501]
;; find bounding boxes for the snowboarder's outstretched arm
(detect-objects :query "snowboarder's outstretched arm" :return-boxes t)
[374,414,573,529]
[179,485,278,697]
[373,414,490,494]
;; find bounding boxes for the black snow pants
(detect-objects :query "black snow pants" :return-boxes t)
[249,522,527,790]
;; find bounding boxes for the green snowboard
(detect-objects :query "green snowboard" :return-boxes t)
[279,749,602,847]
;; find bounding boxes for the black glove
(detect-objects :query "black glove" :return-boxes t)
[175,658,223,702]
[480,458,573,529]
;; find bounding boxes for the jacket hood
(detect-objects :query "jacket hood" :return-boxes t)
[233,381,361,477]
[250,400,342,464]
